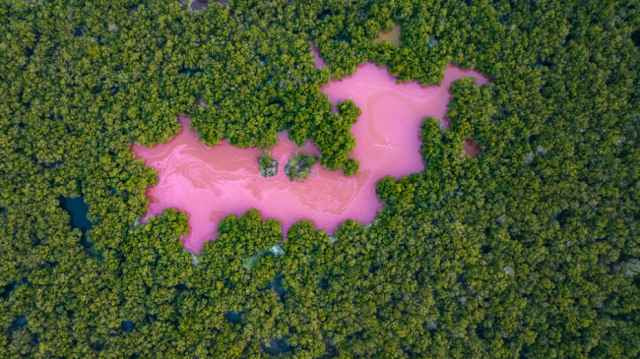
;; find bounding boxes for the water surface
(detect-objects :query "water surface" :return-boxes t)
[133,63,487,252]
[60,196,91,232]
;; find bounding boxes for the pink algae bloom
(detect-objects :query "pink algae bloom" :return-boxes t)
[133,62,487,252]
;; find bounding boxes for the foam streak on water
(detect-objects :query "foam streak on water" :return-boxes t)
[133,63,487,252]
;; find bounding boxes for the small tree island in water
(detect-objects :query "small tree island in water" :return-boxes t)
[284,153,318,181]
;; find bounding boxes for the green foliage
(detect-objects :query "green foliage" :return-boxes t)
[1,0,640,358]
[284,153,317,181]
[342,157,359,176]
[258,153,278,177]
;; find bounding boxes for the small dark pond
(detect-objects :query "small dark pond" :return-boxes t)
[263,338,292,356]
[60,196,91,232]
[632,29,640,48]
[224,311,242,324]
[121,320,135,333]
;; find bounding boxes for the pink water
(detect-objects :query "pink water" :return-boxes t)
[311,45,326,69]
[133,63,487,252]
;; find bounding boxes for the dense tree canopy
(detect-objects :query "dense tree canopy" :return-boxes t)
[1,0,639,357]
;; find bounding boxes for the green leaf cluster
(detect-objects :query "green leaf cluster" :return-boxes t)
[284,154,317,181]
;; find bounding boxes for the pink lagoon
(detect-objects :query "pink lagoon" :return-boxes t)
[133,63,488,252]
